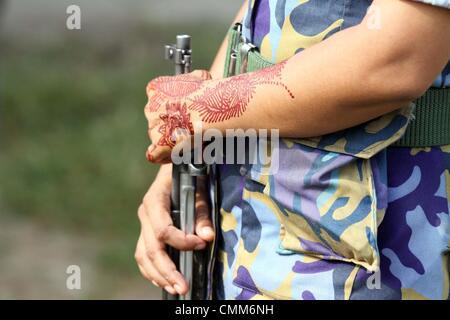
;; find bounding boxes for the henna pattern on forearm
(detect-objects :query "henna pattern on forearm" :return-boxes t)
[157,101,194,147]
[189,61,294,123]
[145,63,294,154]
[146,72,207,112]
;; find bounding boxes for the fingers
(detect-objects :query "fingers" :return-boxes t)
[141,194,206,250]
[146,122,194,164]
[144,245,188,296]
[194,180,215,242]
[144,70,209,164]
[155,224,207,250]
[135,232,176,295]
[136,167,215,296]
[137,205,189,295]
[146,144,172,164]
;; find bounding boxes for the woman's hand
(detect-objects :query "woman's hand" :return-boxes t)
[144,70,212,164]
[135,164,214,295]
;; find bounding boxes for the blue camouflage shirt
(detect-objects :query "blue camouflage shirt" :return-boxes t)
[216,0,450,300]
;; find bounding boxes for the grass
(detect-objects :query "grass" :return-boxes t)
[0,22,225,278]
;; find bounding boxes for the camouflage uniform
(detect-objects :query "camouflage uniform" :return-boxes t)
[216,0,450,300]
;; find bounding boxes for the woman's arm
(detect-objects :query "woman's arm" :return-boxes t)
[202,0,450,137]
[145,0,450,162]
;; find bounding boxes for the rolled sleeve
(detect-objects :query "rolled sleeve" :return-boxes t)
[413,0,450,9]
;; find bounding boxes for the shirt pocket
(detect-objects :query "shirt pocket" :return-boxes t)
[246,105,413,272]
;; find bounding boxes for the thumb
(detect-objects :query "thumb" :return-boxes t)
[194,183,214,242]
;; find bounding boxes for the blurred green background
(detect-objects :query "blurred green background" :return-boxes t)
[0,0,240,299]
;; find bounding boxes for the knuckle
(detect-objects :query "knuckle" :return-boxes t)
[146,248,161,261]
[154,226,171,242]
[134,253,144,264]
[137,204,146,220]
[142,192,153,205]
[147,77,160,90]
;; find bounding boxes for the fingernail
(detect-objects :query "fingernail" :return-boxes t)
[146,145,156,162]
[151,280,160,288]
[174,284,183,295]
[201,226,214,238]
[146,150,154,162]
[164,286,176,295]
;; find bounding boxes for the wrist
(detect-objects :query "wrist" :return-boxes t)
[155,164,172,184]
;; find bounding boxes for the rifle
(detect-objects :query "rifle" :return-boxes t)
[163,35,209,300]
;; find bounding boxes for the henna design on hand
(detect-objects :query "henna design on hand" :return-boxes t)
[146,72,207,112]
[157,101,194,147]
[189,61,294,123]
